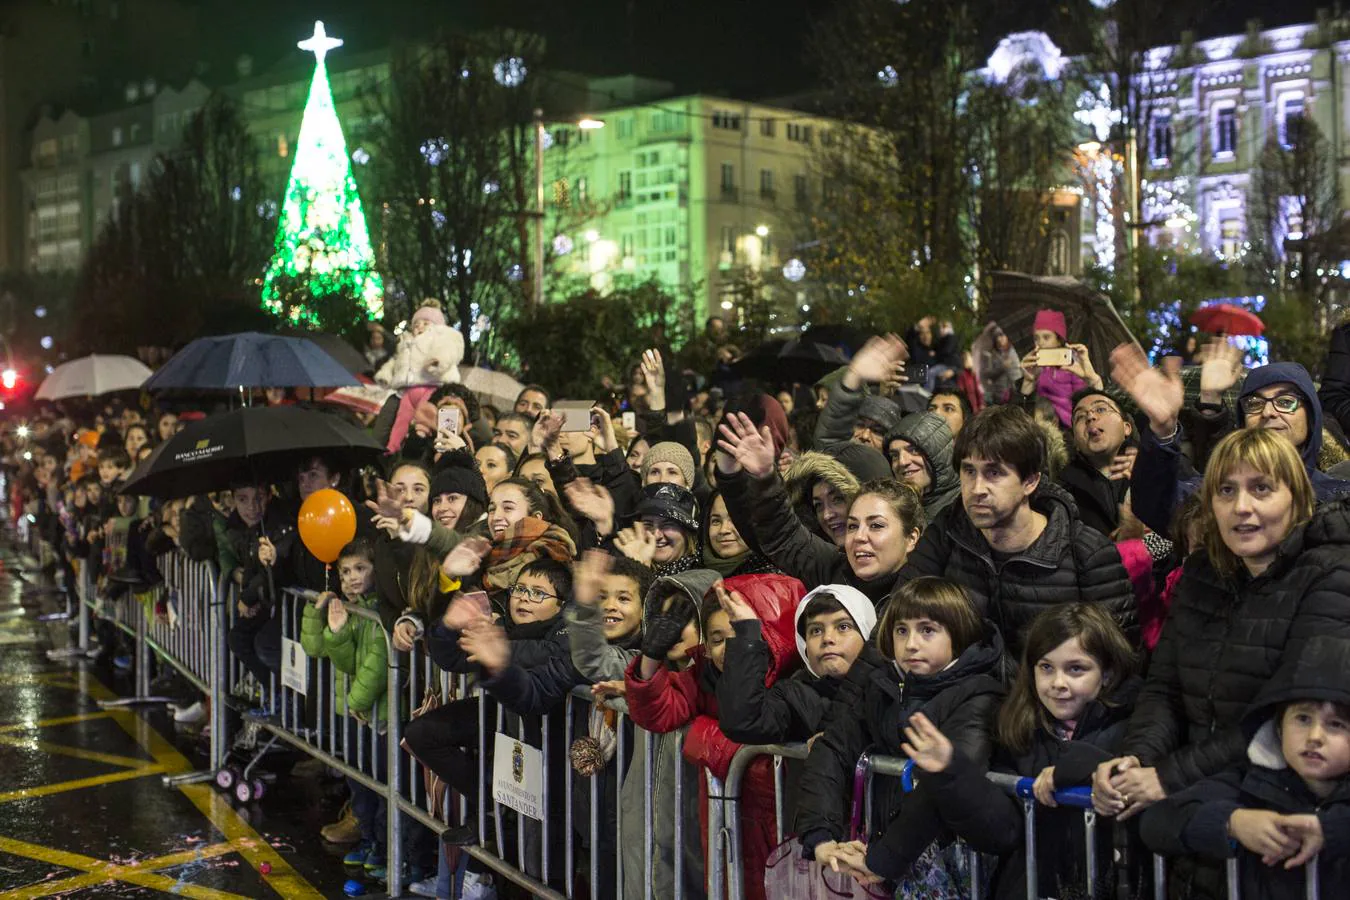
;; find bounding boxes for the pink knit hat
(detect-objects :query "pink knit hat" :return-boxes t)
[1033,308,1067,341]
[411,304,446,328]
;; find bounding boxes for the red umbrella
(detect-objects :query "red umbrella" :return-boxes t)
[1190,303,1265,336]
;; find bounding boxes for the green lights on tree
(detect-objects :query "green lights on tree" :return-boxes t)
[261,20,384,325]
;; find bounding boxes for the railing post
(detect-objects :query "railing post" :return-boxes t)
[385,616,404,900]
[706,771,725,900]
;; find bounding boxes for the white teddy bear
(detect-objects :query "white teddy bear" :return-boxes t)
[375,303,464,389]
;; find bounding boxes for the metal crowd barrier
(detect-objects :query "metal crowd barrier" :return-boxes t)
[27,538,1326,900]
[722,747,1323,900]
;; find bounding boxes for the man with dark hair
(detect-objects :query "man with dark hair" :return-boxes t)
[896,405,1136,657]
[1059,389,1135,536]
[514,384,550,420]
[884,412,961,519]
[927,388,971,437]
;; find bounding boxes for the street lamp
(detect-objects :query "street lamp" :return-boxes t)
[533,111,604,307]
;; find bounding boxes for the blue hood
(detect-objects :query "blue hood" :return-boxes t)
[1236,362,1322,468]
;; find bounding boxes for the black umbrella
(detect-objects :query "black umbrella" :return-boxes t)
[730,339,849,384]
[987,272,1139,372]
[143,332,361,392]
[121,405,383,499]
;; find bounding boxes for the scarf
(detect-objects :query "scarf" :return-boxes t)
[654,554,701,579]
[483,518,578,591]
[700,547,780,578]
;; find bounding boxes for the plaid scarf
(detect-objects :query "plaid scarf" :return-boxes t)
[483,518,577,591]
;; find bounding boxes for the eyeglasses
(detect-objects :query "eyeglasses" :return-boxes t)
[1071,404,1121,426]
[508,584,558,605]
[1241,394,1301,416]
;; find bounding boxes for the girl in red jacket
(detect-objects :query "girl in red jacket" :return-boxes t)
[624,572,805,900]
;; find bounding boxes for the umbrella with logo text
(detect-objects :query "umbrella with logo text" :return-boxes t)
[120,405,382,499]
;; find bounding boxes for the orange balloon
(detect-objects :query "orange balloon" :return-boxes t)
[297,488,357,564]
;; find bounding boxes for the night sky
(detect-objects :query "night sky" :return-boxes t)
[197,0,1326,98]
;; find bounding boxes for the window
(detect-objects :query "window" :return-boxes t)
[650,110,680,133]
[712,110,742,130]
[1215,201,1244,258]
[794,174,809,208]
[1282,195,1305,241]
[1279,94,1305,149]
[111,126,123,148]
[664,226,676,246]
[762,233,774,257]
[721,225,736,255]
[1150,114,1173,165]
[787,123,812,144]
[1213,105,1237,158]
[618,171,632,199]
[277,133,289,158]
[621,233,634,258]
[760,169,774,199]
[721,162,735,191]
[760,118,776,138]
[617,117,634,140]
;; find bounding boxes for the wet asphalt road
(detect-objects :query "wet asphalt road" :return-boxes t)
[0,541,360,899]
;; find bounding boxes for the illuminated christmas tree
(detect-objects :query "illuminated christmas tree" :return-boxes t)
[261,21,384,324]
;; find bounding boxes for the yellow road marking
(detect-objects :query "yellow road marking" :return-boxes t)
[75,672,326,899]
[0,712,111,735]
[0,835,248,899]
[0,764,167,804]
[0,734,151,769]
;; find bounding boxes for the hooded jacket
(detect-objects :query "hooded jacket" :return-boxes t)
[1122,496,1350,796]
[887,412,961,519]
[1140,634,1350,900]
[624,572,806,900]
[897,480,1137,660]
[717,583,876,745]
[1132,361,1350,536]
[794,626,1006,880]
[781,451,862,541]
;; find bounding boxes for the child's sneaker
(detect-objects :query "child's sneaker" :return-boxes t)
[362,849,386,873]
[112,654,132,671]
[342,878,368,897]
[342,842,373,867]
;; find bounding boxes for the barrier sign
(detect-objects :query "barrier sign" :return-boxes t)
[492,732,543,820]
[281,638,309,695]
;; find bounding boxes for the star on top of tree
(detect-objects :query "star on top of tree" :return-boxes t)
[299,21,343,63]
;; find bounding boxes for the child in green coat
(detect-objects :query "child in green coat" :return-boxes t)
[301,539,395,884]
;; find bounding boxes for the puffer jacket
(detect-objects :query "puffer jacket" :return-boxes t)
[1318,321,1350,436]
[931,679,1141,899]
[1140,635,1350,900]
[1057,453,1129,537]
[886,411,960,520]
[300,593,388,722]
[1122,497,1350,795]
[794,628,1006,881]
[1132,362,1350,537]
[625,573,806,900]
[721,467,902,604]
[896,481,1137,660]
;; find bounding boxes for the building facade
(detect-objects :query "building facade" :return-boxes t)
[541,96,837,322]
[1137,19,1350,257]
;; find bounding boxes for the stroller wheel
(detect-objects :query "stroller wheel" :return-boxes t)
[251,778,267,801]
[234,780,253,804]
[215,766,239,791]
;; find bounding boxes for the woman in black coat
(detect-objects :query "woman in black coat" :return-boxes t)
[716,412,924,603]
[1093,431,1350,890]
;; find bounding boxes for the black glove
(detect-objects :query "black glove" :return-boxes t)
[641,613,689,661]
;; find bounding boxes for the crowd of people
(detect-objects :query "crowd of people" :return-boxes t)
[10,305,1350,900]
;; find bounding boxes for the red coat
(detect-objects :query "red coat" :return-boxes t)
[625,573,805,900]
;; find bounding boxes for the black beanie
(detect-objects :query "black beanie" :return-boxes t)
[430,465,487,507]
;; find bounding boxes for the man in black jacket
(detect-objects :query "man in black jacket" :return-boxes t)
[895,405,1136,659]
[1057,388,1135,536]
